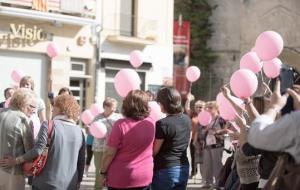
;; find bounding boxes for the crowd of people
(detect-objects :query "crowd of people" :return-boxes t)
[0,77,193,190]
[0,73,300,190]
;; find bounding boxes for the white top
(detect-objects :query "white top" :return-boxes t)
[248,110,300,164]
[31,97,46,139]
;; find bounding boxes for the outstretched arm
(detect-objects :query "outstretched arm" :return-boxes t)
[221,86,245,116]
[184,93,194,115]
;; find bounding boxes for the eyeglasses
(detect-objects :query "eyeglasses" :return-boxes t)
[29,104,37,109]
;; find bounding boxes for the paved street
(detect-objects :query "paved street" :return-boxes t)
[26,169,205,190]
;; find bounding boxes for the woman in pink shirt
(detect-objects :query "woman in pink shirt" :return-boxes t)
[100,90,155,190]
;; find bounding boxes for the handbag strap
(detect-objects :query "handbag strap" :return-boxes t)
[46,120,53,147]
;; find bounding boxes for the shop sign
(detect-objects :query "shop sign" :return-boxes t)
[0,24,50,48]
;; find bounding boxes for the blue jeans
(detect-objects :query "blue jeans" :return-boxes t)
[152,165,189,190]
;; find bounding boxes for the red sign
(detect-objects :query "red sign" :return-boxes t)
[173,21,190,67]
[173,21,191,96]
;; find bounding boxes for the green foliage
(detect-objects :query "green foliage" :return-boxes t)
[174,0,217,100]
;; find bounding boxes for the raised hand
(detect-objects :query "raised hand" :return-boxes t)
[220,85,231,99]
[269,79,289,110]
[287,84,300,110]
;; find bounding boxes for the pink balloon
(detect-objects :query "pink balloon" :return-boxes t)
[114,69,141,97]
[216,93,244,121]
[240,52,262,74]
[198,111,212,126]
[263,58,282,78]
[46,42,59,58]
[129,50,143,68]
[4,98,11,108]
[90,103,104,117]
[11,69,25,83]
[89,121,107,138]
[230,69,258,99]
[186,66,201,82]
[81,109,94,125]
[148,101,166,122]
[255,31,284,61]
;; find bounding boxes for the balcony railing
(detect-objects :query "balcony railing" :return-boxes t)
[104,13,158,41]
[0,0,96,19]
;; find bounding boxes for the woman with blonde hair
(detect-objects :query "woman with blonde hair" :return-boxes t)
[202,101,227,188]
[0,88,36,190]
[1,94,85,190]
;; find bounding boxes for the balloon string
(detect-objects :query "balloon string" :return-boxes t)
[263,79,272,96]
[260,69,264,83]
[189,82,192,93]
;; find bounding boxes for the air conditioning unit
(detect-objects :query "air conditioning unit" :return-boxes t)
[70,61,86,76]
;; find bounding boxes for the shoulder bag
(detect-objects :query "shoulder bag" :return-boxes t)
[23,120,53,176]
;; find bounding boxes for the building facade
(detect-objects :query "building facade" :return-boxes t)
[0,0,101,116]
[208,0,300,99]
[96,0,174,110]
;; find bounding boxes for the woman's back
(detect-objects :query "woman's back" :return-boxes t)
[154,113,192,170]
[107,117,155,188]
[32,119,85,190]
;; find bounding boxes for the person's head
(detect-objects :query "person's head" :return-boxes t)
[52,94,80,121]
[205,101,218,116]
[102,97,118,117]
[156,87,182,114]
[4,88,14,100]
[58,87,73,96]
[10,88,37,117]
[19,76,35,90]
[194,100,205,113]
[145,90,155,101]
[122,90,150,120]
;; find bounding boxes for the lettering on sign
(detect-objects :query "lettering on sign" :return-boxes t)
[0,24,51,48]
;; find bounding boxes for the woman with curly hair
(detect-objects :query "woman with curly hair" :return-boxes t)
[100,90,155,190]
[1,94,85,190]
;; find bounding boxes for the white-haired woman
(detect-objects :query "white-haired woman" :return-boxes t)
[0,88,36,190]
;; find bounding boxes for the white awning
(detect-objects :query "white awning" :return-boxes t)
[0,6,100,26]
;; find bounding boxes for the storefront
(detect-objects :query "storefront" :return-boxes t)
[0,16,97,117]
